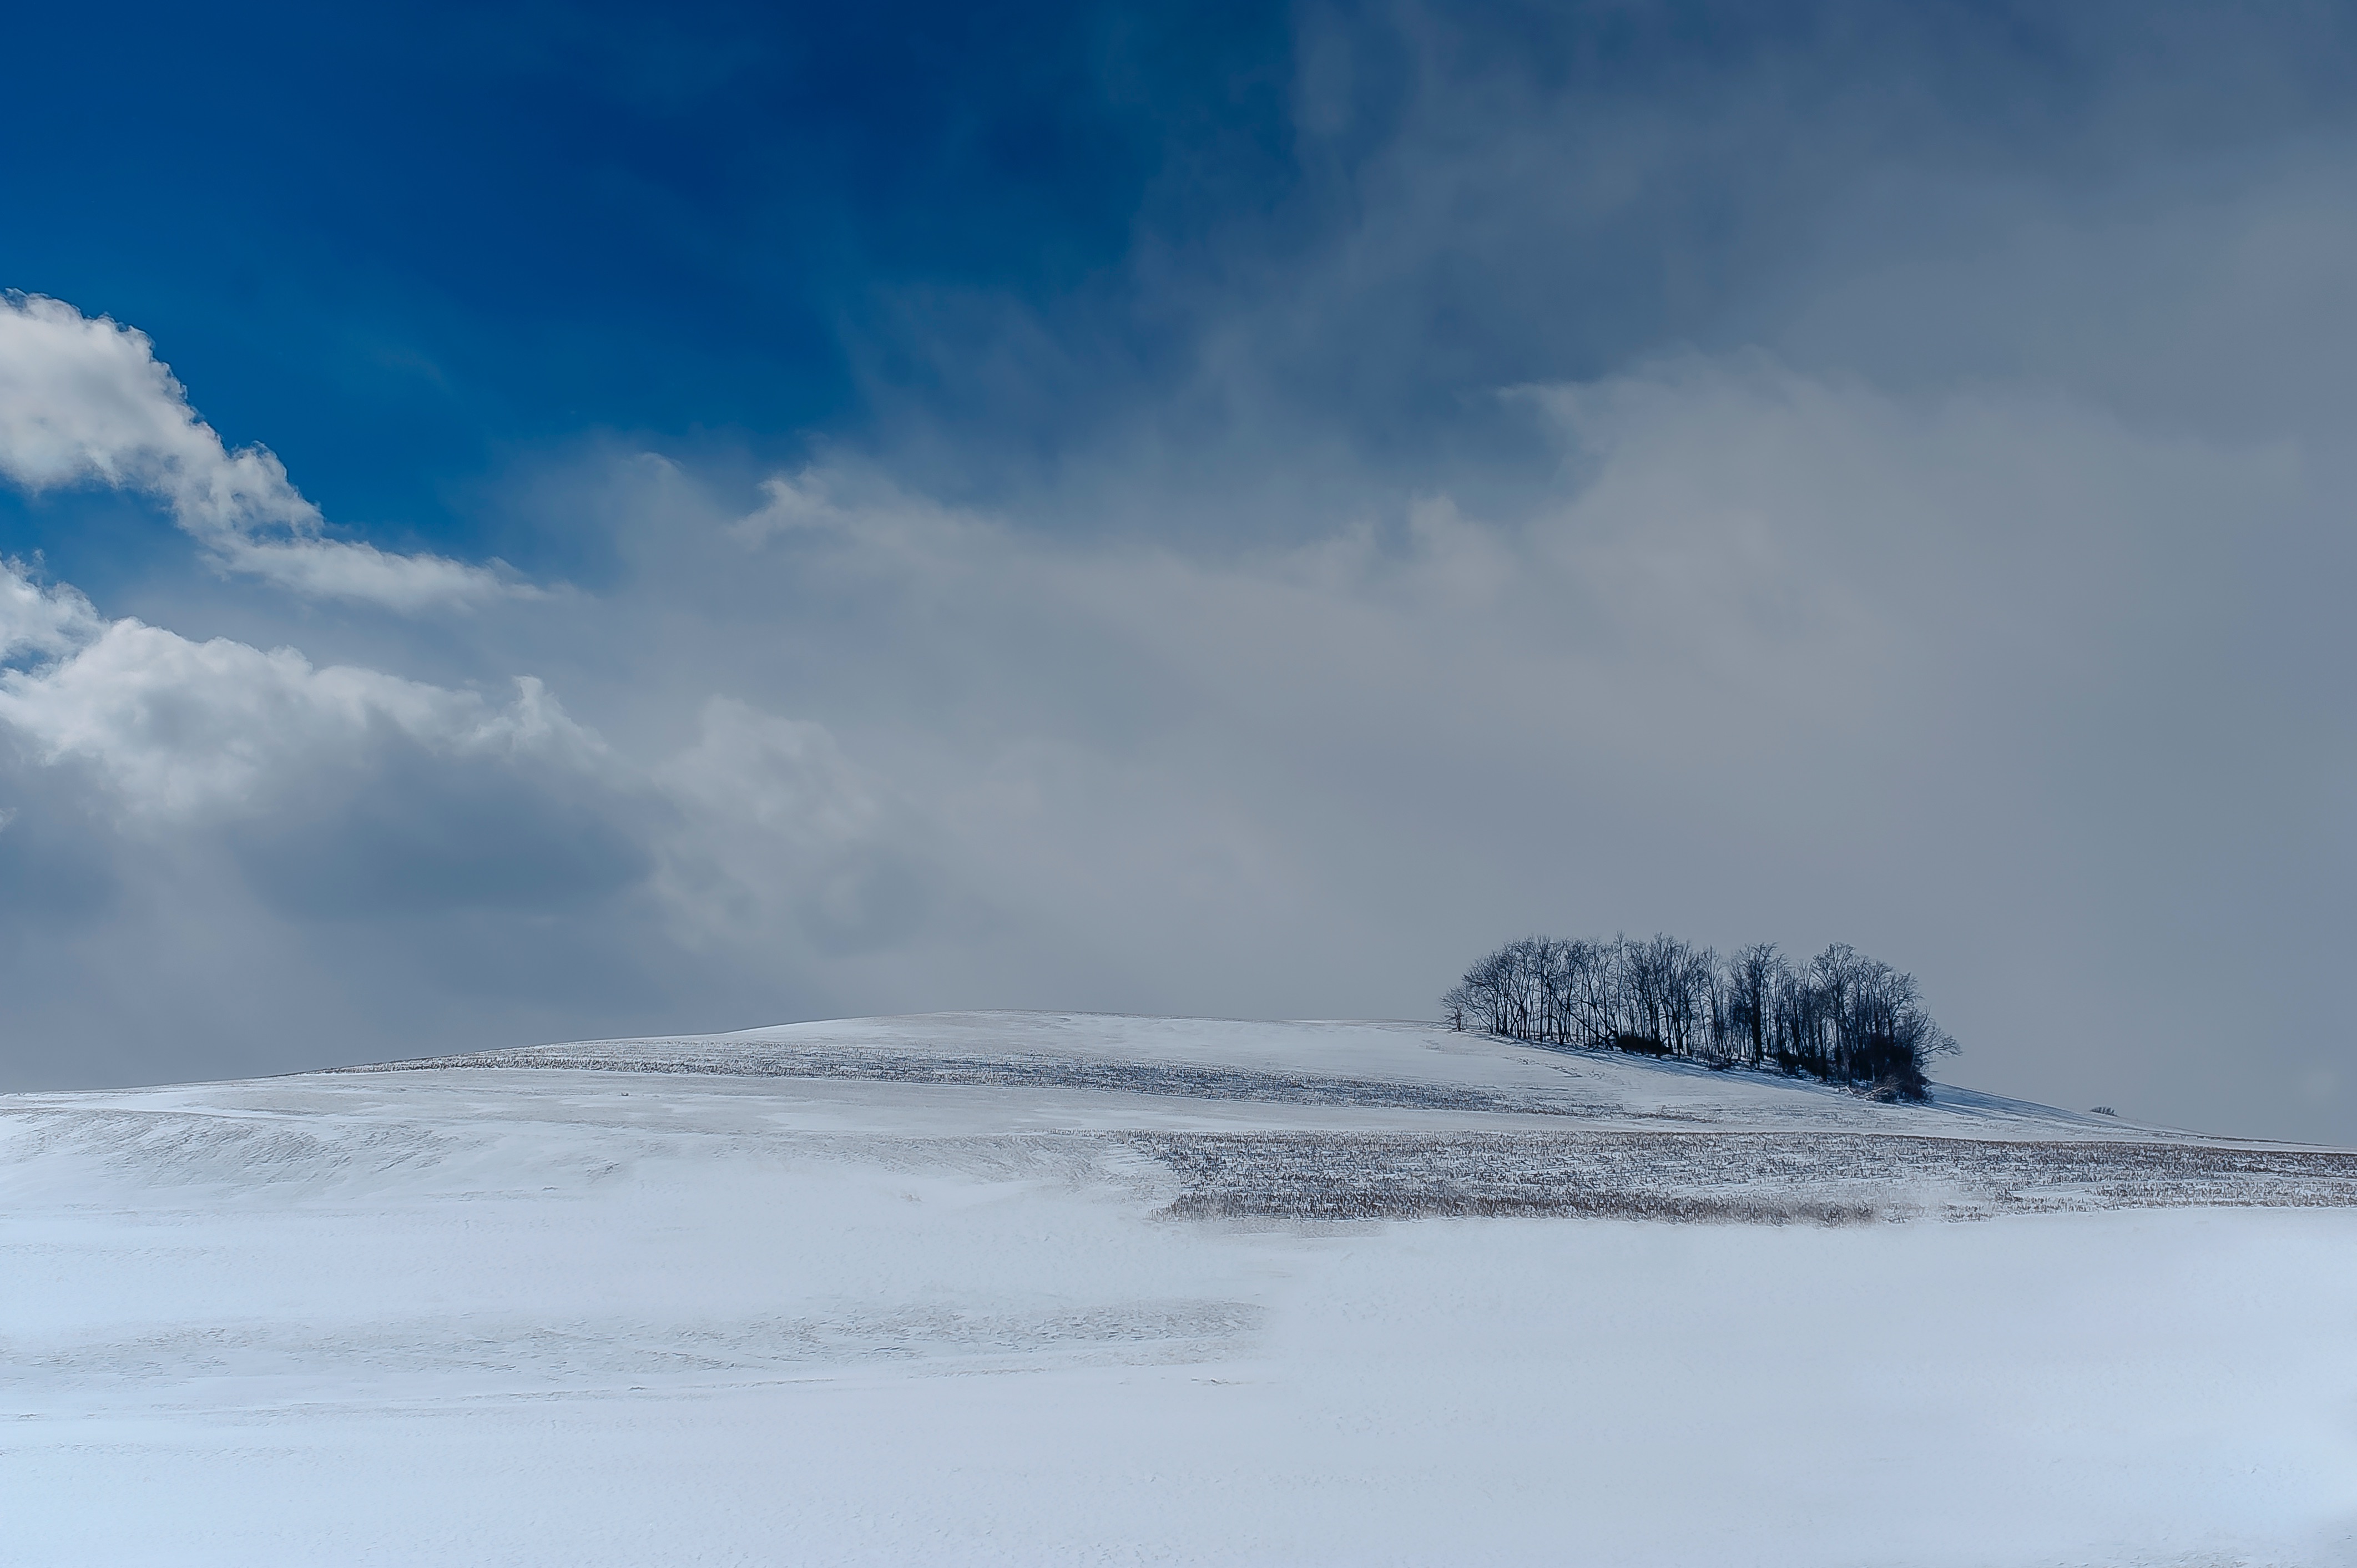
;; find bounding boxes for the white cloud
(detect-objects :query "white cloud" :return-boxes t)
[0,552,906,961]
[652,697,923,951]
[729,471,851,543]
[0,294,528,609]
[212,535,536,614]
[0,564,592,819]
[0,559,102,663]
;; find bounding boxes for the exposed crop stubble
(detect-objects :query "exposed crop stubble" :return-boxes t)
[1132,1131,2357,1223]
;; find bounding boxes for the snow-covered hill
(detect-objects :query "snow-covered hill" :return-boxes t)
[6,1013,2355,1565]
[364,1008,2149,1137]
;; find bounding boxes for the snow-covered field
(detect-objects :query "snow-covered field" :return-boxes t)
[5,1013,2354,1565]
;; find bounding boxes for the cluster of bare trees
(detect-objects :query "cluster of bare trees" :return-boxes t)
[1442,934,1958,1098]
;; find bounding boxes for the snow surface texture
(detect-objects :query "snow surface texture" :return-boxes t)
[5,1012,2355,1566]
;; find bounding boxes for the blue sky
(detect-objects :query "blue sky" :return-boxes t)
[2,1,1289,554]
[26,0,2335,550]
[4,1,2356,1140]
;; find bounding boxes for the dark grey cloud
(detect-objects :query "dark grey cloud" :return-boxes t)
[0,766,121,930]
[220,730,653,920]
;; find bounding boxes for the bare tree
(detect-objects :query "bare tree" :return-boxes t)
[1721,943,1782,1067]
[1444,932,1957,1100]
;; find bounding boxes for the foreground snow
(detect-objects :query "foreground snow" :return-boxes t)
[4,1013,2354,1565]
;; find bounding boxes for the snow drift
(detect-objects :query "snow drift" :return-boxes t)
[4,1012,2354,1566]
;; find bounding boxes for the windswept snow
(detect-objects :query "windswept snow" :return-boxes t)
[5,1012,2355,1566]
[355,1010,2164,1138]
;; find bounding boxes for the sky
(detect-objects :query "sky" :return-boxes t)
[2,0,2354,1142]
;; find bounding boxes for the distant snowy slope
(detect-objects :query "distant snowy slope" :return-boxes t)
[312,1012,2357,1223]
[6,1013,2356,1566]
[360,1009,2207,1141]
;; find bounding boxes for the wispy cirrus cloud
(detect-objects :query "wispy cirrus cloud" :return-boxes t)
[0,294,531,610]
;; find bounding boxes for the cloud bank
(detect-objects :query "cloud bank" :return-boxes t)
[0,337,2343,1139]
[3,3,2355,1146]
